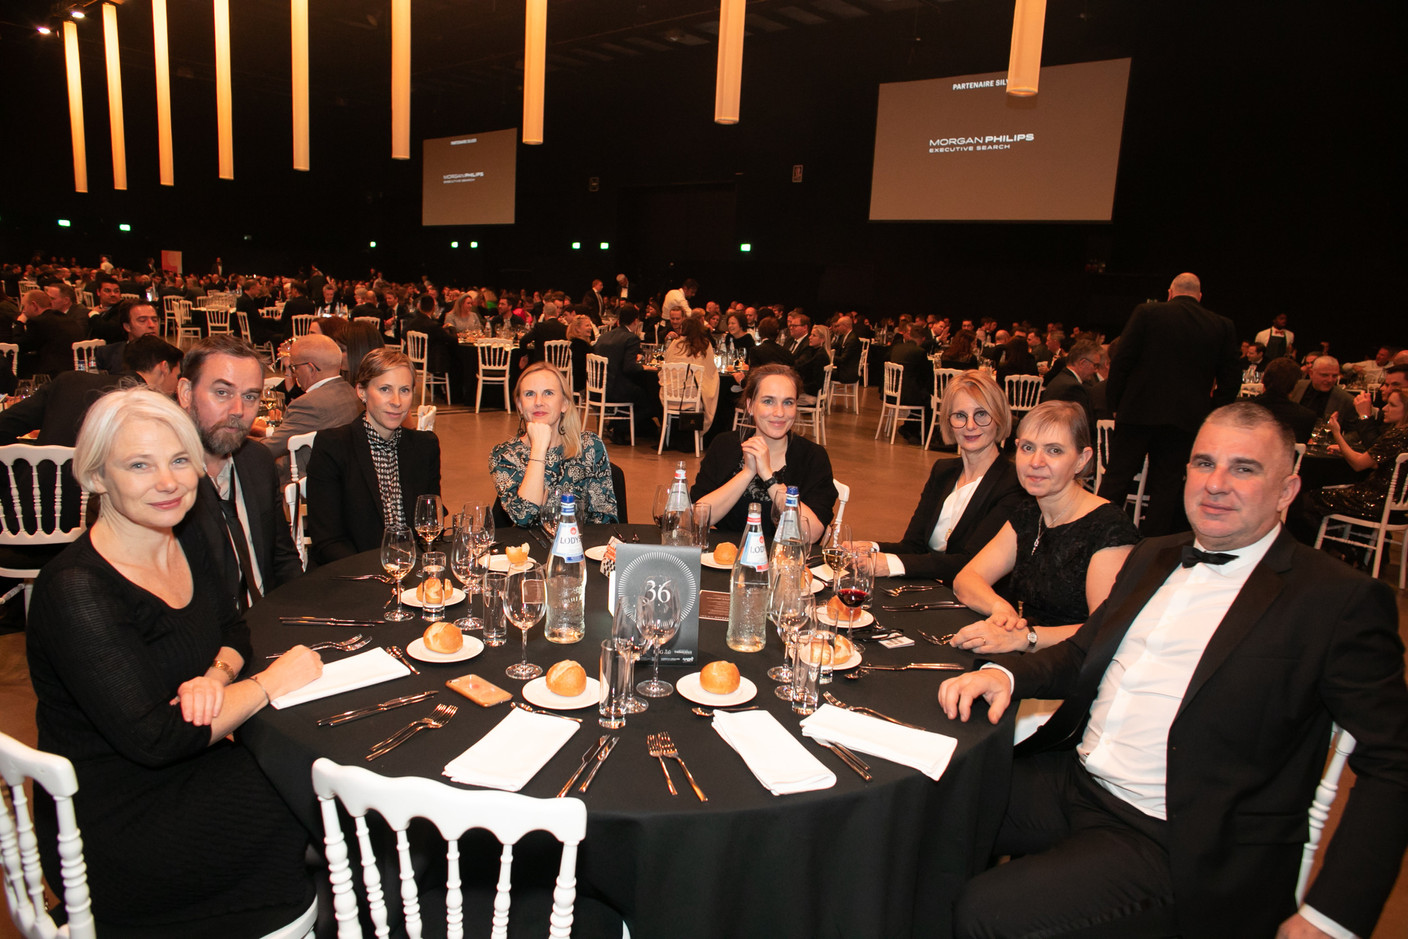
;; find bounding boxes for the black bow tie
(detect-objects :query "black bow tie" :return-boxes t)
[1180,546,1237,568]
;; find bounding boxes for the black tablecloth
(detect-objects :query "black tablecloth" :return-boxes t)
[242,524,1011,938]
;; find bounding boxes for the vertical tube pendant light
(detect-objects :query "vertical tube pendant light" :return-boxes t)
[291,0,310,170]
[63,20,88,194]
[522,0,546,145]
[715,0,745,124]
[152,0,174,185]
[103,3,127,190]
[214,0,234,178]
[1006,0,1046,97]
[391,0,410,159]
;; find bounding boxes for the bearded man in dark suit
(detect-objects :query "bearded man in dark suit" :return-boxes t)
[1100,272,1241,535]
[940,402,1408,939]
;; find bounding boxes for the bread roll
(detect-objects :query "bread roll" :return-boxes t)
[423,620,464,654]
[545,660,587,697]
[700,660,741,695]
[832,635,854,664]
[713,543,738,565]
[417,577,450,604]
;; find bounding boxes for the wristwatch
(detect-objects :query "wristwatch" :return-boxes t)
[761,474,781,490]
[1023,628,1038,652]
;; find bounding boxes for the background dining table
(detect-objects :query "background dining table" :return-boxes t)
[242,524,1014,939]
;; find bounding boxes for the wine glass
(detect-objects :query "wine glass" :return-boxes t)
[610,603,649,714]
[821,522,851,592]
[835,545,874,640]
[766,571,814,696]
[540,487,561,540]
[635,582,681,698]
[650,485,669,529]
[380,526,417,622]
[449,522,482,632]
[413,493,443,563]
[503,560,546,680]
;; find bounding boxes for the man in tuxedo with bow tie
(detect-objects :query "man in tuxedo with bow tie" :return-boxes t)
[940,401,1408,939]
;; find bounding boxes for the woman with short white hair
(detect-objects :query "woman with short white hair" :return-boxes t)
[26,386,322,937]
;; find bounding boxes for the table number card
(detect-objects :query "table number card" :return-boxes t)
[612,544,701,666]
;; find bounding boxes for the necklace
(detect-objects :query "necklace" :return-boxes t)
[1031,502,1080,555]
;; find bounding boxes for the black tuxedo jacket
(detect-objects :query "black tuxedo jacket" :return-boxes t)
[306,421,442,565]
[520,318,569,363]
[887,340,930,407]
[17,309,87,377]
[1008,530,1408,938]
[1041,368,1094,436]
[178,442,305,610]
[591,326,644,400]
[832,332,863,383]
[876,457,1026,580]
[749,339,794,369]
[0,370,129,445]
[1106,295,1240,432]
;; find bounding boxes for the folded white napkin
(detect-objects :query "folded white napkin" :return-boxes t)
[712,709,836,796]
[443,708,580,791]
[811,563,835,581]
[800,704,957,780]
[270,648,410,709]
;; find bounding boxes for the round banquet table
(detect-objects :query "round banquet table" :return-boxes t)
[242,524,1013,939]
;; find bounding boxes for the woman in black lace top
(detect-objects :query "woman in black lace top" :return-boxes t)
[26,387,322,937]
[951,401,1140,654]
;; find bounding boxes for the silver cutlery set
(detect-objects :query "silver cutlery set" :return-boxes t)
[285,568,967,786]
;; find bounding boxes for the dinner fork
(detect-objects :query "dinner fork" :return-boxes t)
[883,584,932,597]
[335,574,396,584]
[657,731,708,802]
[919,631,955,646]
[646,734,678,796]
[822,691,926,731]
[366,704,457,761]
[265,634,370,659]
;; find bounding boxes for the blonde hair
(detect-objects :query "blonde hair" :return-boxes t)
[75,386,204,505]
[938,370,1012,446]
[514,361,584,459]
[1016,400,1093,478]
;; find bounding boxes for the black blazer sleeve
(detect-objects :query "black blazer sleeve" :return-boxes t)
[877,458,1026,580]
[306,424,362,565]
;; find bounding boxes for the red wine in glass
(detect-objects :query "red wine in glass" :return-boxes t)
[836,587,869,609]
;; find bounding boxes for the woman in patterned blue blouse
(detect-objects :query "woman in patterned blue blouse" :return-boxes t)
[490,361,618,526]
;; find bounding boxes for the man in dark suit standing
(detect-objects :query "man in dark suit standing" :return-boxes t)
[1100,273,1240,535]
[831,315,863,384]
[580,279,607,323]
[177,336,305,611]
[941,402,1408,939]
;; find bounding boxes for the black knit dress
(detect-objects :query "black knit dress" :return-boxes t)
[26,527,313,938]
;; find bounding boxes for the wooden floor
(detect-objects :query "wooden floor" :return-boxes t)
[2,393,1405,936]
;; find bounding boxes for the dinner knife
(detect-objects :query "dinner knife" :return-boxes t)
[557,736,609,797]
[823,742,872,781]
[385,645,420,676]
[860,663,964,671]
[880,601,967,612]
[318,690,438,726]
[578,736,620,792]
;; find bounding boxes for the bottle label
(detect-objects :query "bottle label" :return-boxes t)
[552,519,584,563]
[740,531,769,572]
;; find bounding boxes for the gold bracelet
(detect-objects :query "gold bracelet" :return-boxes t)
[210,658,238,683]
[249,674,271,706]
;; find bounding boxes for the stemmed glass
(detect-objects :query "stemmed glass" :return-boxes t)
[449,521,482,633]
[835,545,875,644]
[540,487,561,540]
[635,582,681,698]
[767,570,815,698]
[650,485,669,529]
[413,494,443,568]
[380,526,417,622]
[610,603,649,713]
[503,560,546,680]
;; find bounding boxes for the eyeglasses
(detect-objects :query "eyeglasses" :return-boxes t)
[291,360,320,373]
[948,409,993,428]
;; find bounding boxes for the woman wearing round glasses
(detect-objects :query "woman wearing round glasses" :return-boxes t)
[950,400,1138,654]
[869,371,1026,579]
